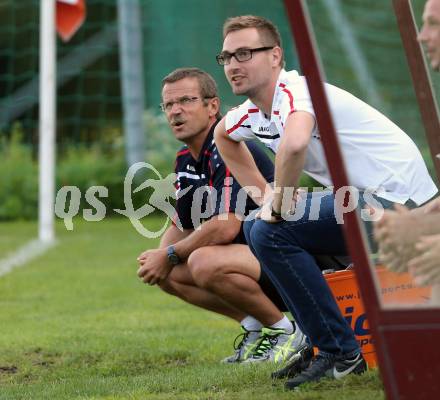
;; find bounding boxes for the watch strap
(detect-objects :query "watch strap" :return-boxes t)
[167,245,181,265]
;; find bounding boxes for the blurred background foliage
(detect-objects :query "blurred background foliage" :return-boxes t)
[0,0,438,220]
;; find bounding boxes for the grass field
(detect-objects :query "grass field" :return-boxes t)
[0,217,385,399]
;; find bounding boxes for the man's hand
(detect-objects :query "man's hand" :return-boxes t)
[408,234,440,286]
[374,204,411,242]
[257,189,306,223]
[257,196,282,223]
[137,248,173,285]
[373,204,421,273]
[421,197,440,214]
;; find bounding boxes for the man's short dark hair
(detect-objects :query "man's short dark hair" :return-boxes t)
[223,15,284,67]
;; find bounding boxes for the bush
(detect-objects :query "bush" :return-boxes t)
[57,144,127,214]
[0,113,179,221]
[143,109,181,173]
[0,124,38,220]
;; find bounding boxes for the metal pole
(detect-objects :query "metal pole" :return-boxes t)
[38,0,56,243]
[117,0,146,168]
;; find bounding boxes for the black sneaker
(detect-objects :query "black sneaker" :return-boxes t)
[285,353,367,390]
[271,343,314,379]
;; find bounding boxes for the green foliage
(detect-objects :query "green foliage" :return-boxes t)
[0,218,385,400]
[0,124,128,221]
[0,124,38,220]
[144,109,181,172]
[57,144,127,214]
[0,114,179,221]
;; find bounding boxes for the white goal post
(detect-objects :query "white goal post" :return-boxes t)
[38,0,56,242]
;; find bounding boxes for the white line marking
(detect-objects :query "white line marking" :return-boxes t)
[0,239,57,277]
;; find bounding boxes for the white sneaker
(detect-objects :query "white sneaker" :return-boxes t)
[221,326,261,363]
[244,323,307,363]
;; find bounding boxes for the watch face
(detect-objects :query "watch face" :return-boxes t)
[167,246,180,265]
[168,253,180,265]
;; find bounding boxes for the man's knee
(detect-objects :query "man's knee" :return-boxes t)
[187,247,225,289]
[249,220,280,250]
[157,266,189,297]
[157,276,178,296]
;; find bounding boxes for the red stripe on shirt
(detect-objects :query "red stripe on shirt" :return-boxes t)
[224,168,231,213]
[282,88,295,113]
[176,149,190,156]
[248,108,259,113]
[208,160,213,187]
[227,114,248,135]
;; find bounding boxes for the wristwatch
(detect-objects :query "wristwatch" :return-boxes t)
[271,205,283,221]
[167,245,181,266]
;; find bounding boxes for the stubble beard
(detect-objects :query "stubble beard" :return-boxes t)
[232,82,258,99]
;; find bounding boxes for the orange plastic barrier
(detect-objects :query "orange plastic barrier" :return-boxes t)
[324,267,431,368]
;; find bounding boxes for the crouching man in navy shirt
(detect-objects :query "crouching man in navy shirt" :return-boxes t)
[137,68,306,363]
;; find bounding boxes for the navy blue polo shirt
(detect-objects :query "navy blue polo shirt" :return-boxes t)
[173,120,274,240]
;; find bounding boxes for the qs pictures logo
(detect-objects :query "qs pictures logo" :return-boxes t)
[55,162,185,238]
[115,162,179,238]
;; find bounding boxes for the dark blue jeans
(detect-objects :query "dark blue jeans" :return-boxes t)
[245,192,362,359]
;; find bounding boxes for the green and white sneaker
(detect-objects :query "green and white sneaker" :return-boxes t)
[244,324,307,363]
[221,326,262,363]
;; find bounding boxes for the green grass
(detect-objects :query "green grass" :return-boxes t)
[0,220,38,257]
[0,217,385,399]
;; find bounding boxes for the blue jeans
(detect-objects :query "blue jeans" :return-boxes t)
[245,192,361,359]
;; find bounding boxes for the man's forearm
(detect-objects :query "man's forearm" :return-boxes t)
[272,111,314,213]
[159,225,192,249]
[215,119,269,205]
[173,214,242,260]
[218,140,268,205]
[273,144,306,213]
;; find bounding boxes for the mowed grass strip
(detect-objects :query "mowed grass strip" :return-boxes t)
[0,217,384,399]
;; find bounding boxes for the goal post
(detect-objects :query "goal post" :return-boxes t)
[38,0,87,243]
[38,0,56,243]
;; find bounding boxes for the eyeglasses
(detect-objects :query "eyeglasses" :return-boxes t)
[159,96,213,113]
[216,46,274,66]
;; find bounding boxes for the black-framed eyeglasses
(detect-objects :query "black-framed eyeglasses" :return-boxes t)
[216,46,274,66]
[159,96,214,113]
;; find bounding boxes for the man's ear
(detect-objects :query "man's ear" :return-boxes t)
[272,46,283,68]
[208,97,220,117]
